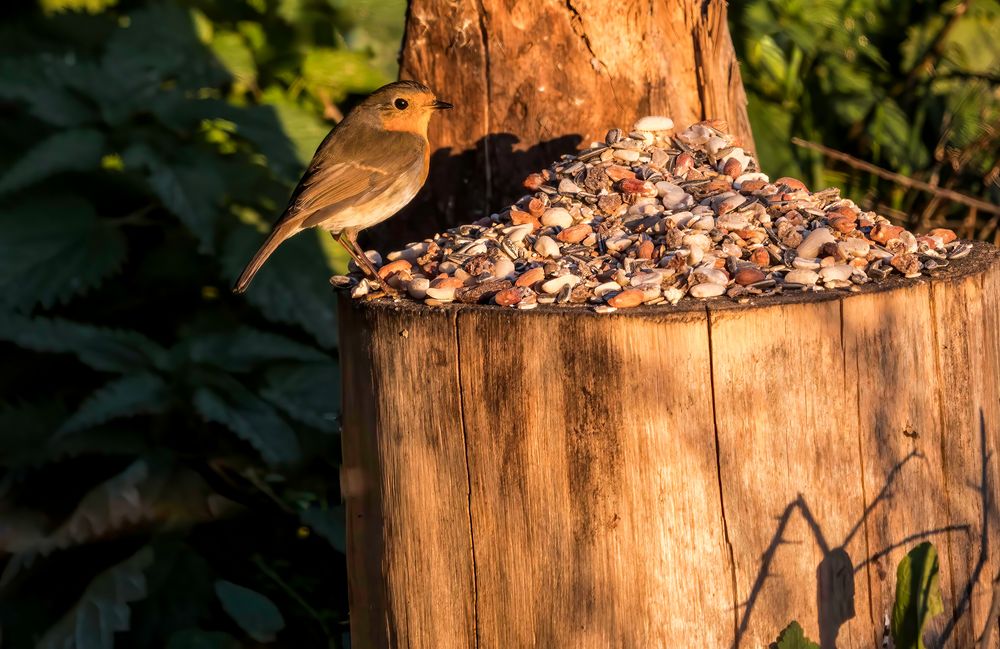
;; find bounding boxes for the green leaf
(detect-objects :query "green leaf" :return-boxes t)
[0,129,106,195]
[39,0,119,15]
[301,48,388,101]
[211,31,257,87]
[35,547,155,649]
[892,542,944,649]
[0,196,126,310]
[214,580,285,643]
[150,95,303,180]
[193,377,302,465]
[771,621,820,649]
[104,4,227,92]
[259,87,330,166]
[59,372,169,435]
[167,630,241,649]
[0,401,152,469]
[222,226,339,349]
[261,362,340,432]
[123,144,223,251]
[0,56,97,127]
[184,326,329,372]
[301,505,345,553]
[0,314,167,373]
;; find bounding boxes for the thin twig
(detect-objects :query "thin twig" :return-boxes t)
[791,137,1000,216]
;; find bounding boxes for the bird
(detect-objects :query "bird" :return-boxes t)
[233,80,452,295]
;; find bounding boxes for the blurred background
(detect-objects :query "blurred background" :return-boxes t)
[0,0,995,647]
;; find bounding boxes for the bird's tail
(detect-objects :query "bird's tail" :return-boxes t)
[232,223,298,294]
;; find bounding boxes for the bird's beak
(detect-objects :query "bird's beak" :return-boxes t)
[432,99,454,110]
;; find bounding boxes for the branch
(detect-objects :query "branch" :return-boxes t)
[791,137,1000,216]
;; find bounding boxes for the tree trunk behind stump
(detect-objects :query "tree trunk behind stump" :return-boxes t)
[338,243,1000,648]
[373,0,754,250]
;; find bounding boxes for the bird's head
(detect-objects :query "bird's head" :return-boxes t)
[360,80,452,136]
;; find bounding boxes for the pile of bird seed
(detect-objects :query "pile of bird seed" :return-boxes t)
[333,117,971,312]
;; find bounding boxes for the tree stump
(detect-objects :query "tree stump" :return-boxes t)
[338,242,1000,649]
[377,0,753,250]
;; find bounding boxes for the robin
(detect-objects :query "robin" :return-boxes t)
[233,80,452,295]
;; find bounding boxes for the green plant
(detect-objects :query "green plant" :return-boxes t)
[0,0,403,646]
[731,0,1000,237]
[892,542,944,649]
[771,621,820,649]
[772,542,944,649]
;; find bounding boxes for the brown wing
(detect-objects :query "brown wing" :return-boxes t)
[275,124,426,229]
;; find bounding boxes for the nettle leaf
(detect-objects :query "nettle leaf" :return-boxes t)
[2,458,237,556]
[151,95,302,180]
[0,197,126,310]
[259,88,331,166]
[0,56,97,127]
[193,377,302,466]
[123,144,224,252]
[222,226,338,349]
[40,0,119,15]
[104,4,226,93]
[0,129,106,195]
[261,363,340,433]
[892,542,944,649]
[301,48,388,100]
[36,547,155,649]
[0,314,167,373]
[211,31,257,87]
[59,372,170,435]
[184,326,329,372]
[214,580,285,643]
[9,459,155,556]
[771,621,820,649]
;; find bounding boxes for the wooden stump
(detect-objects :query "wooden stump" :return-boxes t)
[338,242,1000,649]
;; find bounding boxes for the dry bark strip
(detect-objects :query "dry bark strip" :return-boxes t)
[381,0,754,250]
[338,242,1000,648]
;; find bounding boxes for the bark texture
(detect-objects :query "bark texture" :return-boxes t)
[374,0,754,250]
[339,242,1000,648]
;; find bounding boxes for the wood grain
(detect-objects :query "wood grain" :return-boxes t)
[338,300,476,649]
[708,299,874,648]
[930,264,1000,646]
[338,243,1000,648]
[381,0,754,249]
[455,309,733,647]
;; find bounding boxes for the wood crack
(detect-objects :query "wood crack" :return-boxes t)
[453,310,481,648]
[705,305,740,644]
[564,0,620,106]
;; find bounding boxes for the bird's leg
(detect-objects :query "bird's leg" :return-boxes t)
[333,232,398,297]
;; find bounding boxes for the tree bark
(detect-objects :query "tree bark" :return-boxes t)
[374,0,754,250]
[339,242,1000,648]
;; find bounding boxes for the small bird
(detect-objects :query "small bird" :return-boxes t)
[233,80,452,294]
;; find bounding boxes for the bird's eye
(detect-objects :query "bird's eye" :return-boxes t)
[393,98,409,110]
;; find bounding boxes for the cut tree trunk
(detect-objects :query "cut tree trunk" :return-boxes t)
[339,242,1000,649]
[375,0,753,250]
